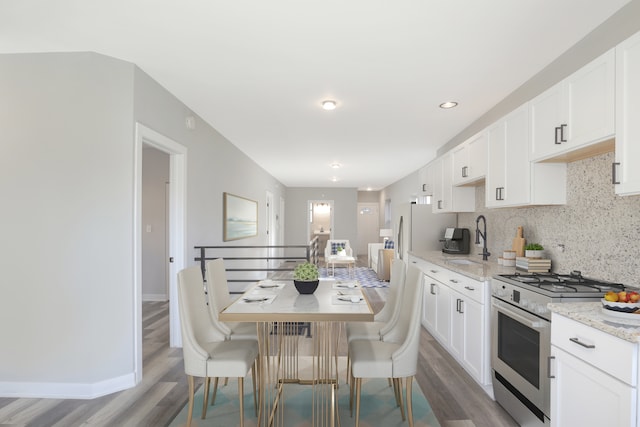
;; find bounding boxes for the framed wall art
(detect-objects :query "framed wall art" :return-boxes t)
[223,192,258,241]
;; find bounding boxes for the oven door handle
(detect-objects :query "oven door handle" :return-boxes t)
[493,300,546,329]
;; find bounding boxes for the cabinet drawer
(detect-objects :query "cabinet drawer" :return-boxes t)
[420,260,451,284]
[442,271,485,304]
[551,313,638,386]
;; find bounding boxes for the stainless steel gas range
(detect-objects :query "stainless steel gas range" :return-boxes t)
[491,271,625,427]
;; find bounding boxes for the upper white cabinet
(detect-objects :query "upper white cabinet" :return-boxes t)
[486,103,566,208]
[432,153,475,213]
[452,131,488,186]
[530,49,615,162]
[418,163,434,195]
[615,30,640,196]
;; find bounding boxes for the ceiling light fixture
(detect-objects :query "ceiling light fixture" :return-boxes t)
[439,101,458,109]
[322,100,337,110]
[330,162,341,169]
[331,177,338,182]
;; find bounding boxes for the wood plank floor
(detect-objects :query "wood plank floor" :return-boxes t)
[0,258,518,427]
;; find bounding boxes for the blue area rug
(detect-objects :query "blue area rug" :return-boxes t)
[168,361,440,426]
[320,266,387,288]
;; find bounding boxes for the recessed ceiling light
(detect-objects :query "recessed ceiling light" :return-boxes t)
[439,101,458,109]
[330,162,341,169]
[331,177,338,182]
[322,100,337,110]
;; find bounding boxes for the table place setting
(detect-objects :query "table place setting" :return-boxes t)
[239,294,277,304]
[331,280,359,289]
[332,294,365,304]
[256,280,286,290]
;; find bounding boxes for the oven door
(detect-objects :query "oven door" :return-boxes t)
[491,297,551,417]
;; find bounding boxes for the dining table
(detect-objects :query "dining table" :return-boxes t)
[219,277,374,427]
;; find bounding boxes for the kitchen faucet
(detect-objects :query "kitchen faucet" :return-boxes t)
[475,215,491,261]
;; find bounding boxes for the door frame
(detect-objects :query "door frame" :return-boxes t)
[134,123,187,382]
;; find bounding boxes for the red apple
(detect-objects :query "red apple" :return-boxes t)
[630,292,640,303]
[618,291,628,302]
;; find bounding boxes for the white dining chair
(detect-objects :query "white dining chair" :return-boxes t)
[178,266,259,427]
[348,264,424,427]
[346,258,407,342]
[345,258,406,383]
[205,258,258,341]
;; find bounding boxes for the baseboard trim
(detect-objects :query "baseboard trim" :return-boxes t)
[0,372,136,399]
[142,293,168,302]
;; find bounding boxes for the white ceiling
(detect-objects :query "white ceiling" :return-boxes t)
[0,0,631,190]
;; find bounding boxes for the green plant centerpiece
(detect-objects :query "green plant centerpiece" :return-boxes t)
[525,243,544,258]
[293,262,320,294]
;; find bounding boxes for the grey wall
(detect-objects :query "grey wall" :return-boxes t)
[458,152,640,287]
[1,52,136,386]
[285,188,358,254]
[0,51,286,397]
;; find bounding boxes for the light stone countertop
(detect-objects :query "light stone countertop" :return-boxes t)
[549,302,640,343]
[408,250,516,282]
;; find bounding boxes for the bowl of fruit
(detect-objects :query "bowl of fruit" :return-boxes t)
[602,290,640,313]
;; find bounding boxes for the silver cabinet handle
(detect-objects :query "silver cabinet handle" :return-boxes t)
[569,337,595,349]
[449,279,459,284]
[554,126,561,144]
[464,285,475,291]
[548,356,555,379]
[612,162,620,185]
[430,269,438,274]
[560,124,567,142]
[430,283,436,295]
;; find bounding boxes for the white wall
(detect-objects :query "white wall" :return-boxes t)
[0,52,286,398]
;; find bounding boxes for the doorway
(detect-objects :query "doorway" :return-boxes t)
[307,200,333,260]
[357,203,380,255]
[134,123,187,383]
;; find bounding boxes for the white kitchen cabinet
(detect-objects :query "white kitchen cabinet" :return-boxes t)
[410,255,491,393]
[452,131,488,186]
[550,313,638,427]
[551,347,635,427]
[530,49,615,162]
[615,30,640,196]
[486,103,566,208]
[450,289,484,382]
[422,276,436,331]
[422,276,451,344]
[418,163,434,195]
[432,152,475,213]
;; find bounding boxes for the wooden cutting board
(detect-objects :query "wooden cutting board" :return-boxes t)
[512,226,526,257]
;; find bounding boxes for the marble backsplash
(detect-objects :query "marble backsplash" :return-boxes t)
[458,151,640,286]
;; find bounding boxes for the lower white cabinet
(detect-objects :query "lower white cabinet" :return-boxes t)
[411,255,491,393]
[551,346,635,427]
[450,289,484,382]
[550,313,638,427]
[422,276,451,345]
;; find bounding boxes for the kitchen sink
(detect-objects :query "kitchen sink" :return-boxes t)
[445,259,480,265]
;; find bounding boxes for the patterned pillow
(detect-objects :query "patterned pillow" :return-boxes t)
[331,242,346,255]
[384,240,394,249]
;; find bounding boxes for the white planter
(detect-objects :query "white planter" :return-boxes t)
[525,249,544,258]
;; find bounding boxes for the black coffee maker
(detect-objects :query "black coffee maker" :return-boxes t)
[441,227,470,254]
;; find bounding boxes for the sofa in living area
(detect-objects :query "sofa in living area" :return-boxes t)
[367,242,395,280]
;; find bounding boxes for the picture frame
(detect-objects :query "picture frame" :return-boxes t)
[223,192,258,241]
